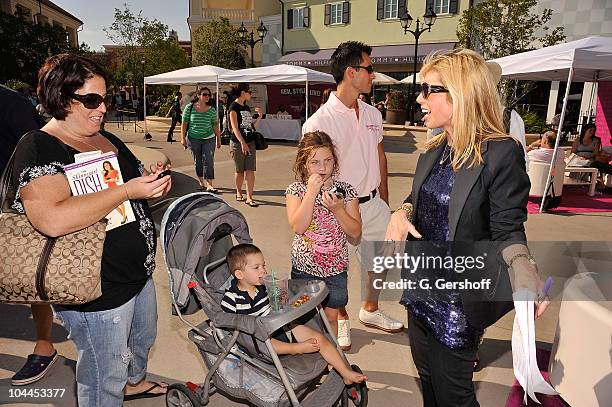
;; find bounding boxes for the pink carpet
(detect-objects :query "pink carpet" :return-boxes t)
[528,186,612,214]
[505,348,567,407]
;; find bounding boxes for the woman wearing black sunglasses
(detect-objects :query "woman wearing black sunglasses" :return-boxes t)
[8,53,171,405]
[384,49,549,407]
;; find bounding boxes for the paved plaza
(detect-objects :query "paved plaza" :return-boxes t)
[1,119,611,406]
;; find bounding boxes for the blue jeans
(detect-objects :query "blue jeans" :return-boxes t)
[291,267,348,309]
[54,278,158,407]
[189,137,216,179]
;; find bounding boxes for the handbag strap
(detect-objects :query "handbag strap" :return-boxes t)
[0,130,71,213]
[0,130,35,213]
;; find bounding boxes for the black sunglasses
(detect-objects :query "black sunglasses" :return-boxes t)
[199,93,211,97]
[70,93,106,109]
[419,83,449,98]
[351,64,375,74]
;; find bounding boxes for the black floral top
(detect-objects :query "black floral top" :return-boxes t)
[10,130,156,312]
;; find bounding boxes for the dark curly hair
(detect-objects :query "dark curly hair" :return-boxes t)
[37,53,108,120]
[293,131,339,183]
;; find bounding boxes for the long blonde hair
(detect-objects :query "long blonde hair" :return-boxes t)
[421,48,510,169]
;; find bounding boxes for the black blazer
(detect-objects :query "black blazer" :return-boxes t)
[405,138,530,330]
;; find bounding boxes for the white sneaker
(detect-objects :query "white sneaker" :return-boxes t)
[337,319,351,351]
[359,308,404,333]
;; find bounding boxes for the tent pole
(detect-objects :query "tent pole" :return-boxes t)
[143,83,146,131]
[143,82,151,140]
[586,71,599,123]
[540,67,574,213]
[306,80,309,120]
[216,79,219,115]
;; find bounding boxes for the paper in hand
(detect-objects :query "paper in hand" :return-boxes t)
[512,289,559,404]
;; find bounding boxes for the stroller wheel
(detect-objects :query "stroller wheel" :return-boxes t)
[345,365,368,407]
[166,383,204,407]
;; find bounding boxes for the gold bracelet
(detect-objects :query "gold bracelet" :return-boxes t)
[397,202,414,223]
[508,253,537,270]
[123,184,130,201]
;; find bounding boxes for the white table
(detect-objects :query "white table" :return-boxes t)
[256,118,301,141]
[564,166,598,196]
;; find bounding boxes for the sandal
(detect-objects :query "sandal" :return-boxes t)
[206,187,219,194]
[235,195,246,202]
[124,381,168,401]
[245,200,259,207]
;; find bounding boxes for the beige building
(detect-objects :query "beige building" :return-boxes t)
[279,0,467,77]
[188,0,282,66]
[1,0,82,47]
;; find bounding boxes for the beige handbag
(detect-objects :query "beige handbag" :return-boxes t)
[0,139,105,305]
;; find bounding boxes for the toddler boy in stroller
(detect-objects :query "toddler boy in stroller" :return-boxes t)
[221,243,367,386]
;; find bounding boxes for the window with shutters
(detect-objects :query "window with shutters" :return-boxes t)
[383,0,399,19]
[434,0,450,14]
[293,7,305,29]
[330,3,343,25]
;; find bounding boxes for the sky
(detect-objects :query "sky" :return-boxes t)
[55,0,191,51]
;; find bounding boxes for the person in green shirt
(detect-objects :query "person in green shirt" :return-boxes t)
[181,87,222,192]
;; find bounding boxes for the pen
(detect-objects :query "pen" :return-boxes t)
[538,276,553,302]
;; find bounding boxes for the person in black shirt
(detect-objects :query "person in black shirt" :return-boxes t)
[228,83,263,207]
[0,85,45,172]
[1,85,60,387]
[10,54,172,404]
[166,91,182,142]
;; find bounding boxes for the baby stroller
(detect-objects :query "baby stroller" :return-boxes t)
[160,193,368,407]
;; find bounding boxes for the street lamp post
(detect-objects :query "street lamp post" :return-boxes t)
[238,21,268,67]
[399,7,437,124]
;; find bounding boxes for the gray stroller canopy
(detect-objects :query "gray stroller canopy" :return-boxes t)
[160,193,252,311]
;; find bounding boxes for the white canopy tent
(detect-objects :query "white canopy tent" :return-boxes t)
[373,72,399,85]
[400,73,422,84]
[142,65,233,137]
[218,64,335,118]
[489,36,612,212]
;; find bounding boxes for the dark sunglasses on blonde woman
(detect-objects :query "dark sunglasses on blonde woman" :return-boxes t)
[419,83,449,99]
[70,93,106,109]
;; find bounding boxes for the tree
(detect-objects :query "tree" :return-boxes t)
[0,8,72,85]
[104,4,190,96]
[456,0,566,107]
[192,18,247,69]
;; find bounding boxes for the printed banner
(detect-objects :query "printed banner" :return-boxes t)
[266,84,335,119]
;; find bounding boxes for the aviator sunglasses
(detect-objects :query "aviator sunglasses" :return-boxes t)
[70,93,106,109]
[419,83,449,98]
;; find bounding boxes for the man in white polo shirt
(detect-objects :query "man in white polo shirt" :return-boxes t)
[303,41,403,350]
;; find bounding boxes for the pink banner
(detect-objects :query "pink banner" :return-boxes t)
[596,82,612,146]
[266,84,335,119]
